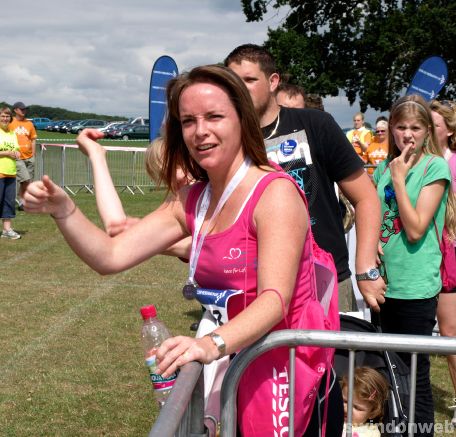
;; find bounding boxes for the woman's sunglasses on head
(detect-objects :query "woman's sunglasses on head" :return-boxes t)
[440,100,456,110]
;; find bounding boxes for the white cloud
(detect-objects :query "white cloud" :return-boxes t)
[3,0,382,123]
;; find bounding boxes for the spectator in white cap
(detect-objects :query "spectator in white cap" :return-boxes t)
[9,101,37,210]
[366,120,389,176]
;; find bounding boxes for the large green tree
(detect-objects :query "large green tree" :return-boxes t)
[242,0,455,111]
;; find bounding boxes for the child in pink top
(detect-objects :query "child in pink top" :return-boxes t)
[431,99,456,426]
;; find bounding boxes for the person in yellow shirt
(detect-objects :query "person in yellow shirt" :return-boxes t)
[9,102,37,210]
[346,112,373,162]
[0,107,21,239]
[365,120,389,175]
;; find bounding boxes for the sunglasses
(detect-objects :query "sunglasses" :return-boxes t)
[376,130,386,133]
[441,100,456,110]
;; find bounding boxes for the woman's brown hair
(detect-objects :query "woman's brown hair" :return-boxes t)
[162,64,268,192]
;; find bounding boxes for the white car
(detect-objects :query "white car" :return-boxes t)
[98,121,124,133]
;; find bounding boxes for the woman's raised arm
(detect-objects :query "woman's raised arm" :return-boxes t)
[23,175,189,275]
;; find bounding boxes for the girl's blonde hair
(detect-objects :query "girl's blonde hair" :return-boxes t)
[342,367,389,422]
[145,137,165,187]
[388,95,456,241]
[430,100,456,151]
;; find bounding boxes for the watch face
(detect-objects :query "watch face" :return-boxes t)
[368,268,380,280]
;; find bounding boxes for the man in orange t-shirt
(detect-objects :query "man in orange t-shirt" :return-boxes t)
[346,112,372,163]
[9,102,37,210]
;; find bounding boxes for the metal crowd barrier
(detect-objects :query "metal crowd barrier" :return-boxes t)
[149,329,456,437]
[36,143,155,194]
[35,146,378,196]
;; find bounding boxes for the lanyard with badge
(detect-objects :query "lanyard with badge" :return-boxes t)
[182,157,251,301]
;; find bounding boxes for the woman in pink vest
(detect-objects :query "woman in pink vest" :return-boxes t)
[23,65,341,436]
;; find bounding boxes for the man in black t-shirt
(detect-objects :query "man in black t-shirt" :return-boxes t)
[225,44,386,313]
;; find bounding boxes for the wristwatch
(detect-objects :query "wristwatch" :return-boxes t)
[355,268,380,281]
[206,332,226,358]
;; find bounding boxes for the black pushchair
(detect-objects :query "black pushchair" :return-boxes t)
[334,314,410,437]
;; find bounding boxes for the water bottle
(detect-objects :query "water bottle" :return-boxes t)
[140,304,178,407]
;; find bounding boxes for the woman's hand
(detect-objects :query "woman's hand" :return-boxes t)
[1,150,20,159]
[155,335,220,378]
[77,129,106,158]
[23,175,74,217]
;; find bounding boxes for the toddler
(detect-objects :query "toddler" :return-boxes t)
[341,367,389,437]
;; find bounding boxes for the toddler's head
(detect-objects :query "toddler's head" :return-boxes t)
[341,367,389,425]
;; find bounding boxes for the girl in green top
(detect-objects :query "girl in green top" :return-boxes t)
[373,94,454,437]
[0,106,20,240]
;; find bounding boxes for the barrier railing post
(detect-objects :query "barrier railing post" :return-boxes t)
[289,347,296,437]
[37,143,44,180]
[61,145,66,190]
[149,361,205,437]
[408,353,418,437]
[346,349,356,437]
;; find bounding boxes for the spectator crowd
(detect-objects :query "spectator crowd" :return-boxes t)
[3,43,456,437]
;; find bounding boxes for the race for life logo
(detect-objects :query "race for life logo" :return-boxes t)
[223,248,242,260]
[272,366,289,437]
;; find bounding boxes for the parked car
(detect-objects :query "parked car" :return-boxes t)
[98,121,124,133]
[127,117,149,126]
[31,117,52,130]
[112,124,150,140]
[105,123,132,139]
[70,119,107,134]
[60,120,82,133]
[46,120,69,132]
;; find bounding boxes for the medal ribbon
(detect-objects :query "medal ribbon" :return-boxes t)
[187,157,252,287]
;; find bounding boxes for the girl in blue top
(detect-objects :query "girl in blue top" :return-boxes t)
[373,94,453,437]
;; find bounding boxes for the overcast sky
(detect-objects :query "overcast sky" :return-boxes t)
[3,0,384,128]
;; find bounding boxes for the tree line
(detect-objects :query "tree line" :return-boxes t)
[0,101,126,122]
[241,0,455,112]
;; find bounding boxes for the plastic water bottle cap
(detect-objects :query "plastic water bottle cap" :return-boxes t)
[140,305,157,320]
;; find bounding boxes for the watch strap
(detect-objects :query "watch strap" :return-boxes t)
[355,272,369,281]
[355,268,380,281]
[207,332,226,358]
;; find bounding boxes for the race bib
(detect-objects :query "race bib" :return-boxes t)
[195,288,244,327]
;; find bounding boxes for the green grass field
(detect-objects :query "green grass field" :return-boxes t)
[0,192,201,437]
[0,191,454,436]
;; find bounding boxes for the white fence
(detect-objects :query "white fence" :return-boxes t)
[36,143,154,195]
